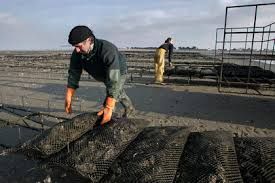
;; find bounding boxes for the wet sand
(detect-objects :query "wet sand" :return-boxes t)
[0,76,274,138]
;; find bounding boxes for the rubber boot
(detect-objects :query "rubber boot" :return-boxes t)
[120,98,135,118]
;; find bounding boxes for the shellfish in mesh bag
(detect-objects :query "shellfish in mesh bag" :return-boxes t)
[44,117,146,182]
[17,112,100,158]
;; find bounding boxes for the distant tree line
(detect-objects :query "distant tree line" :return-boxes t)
[129,47,158,49]
[126,46,202,50]
[178,46,198,50]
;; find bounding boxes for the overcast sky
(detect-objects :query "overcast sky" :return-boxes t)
[0,0,274,50]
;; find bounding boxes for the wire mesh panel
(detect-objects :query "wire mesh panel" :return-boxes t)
[234,137,275,183]
[44,117,146,182]
[100,126,190,183]
[174,131,243,183]
[18,112,99,158]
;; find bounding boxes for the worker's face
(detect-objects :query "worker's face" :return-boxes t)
[74,37,93,54]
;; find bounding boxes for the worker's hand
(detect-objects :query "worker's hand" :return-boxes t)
[97,97,116,125]
[65,87,75,114]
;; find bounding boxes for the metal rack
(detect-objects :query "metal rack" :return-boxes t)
[215,3,275,96]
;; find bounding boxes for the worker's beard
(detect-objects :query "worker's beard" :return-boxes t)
[90,43,94,51]
[85,43,94,54]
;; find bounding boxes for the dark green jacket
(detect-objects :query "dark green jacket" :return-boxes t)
[67,38,127,99]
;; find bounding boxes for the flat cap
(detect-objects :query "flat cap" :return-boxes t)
[68,25,93,45]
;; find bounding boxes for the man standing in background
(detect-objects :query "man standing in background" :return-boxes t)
[154,37,174,83]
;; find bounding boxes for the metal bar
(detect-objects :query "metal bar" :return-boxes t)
[228,28,233,58]
[272,40,275,56]
[263,21,275,28]
[223,50,274,55]
[264,25,271,70]
[219,7,228,92]
[217,26,264,30]
[217,39,275,43]
[246,5,258,93]
[222,57,253,60]
[259,27,265,67]
[214,28,218,64]
[269,39,275,74]
[244,27,249,65]
[227,3,275,8]
[220,80,270,87]
[225,31,275,34]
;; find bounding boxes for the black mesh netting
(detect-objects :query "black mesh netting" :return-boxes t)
[174,131,243,183]
[165,65,216,77]
[43,117,146,182]
[234,137,275,183]
[17,112,99,158]
[100,126,190,183]
[216,64,275,79]
[3,110,275,183]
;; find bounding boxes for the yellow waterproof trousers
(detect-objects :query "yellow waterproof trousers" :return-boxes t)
[154,48,166,83]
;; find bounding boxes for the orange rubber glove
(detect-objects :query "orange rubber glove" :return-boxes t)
[65,87,75,114]
[97,97,116,125]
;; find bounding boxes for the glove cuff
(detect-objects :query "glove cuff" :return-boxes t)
[66,87,75,97]
[105,97,116,109]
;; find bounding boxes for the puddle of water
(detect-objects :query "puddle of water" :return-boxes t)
[0,125,89,182]
[0,126,39,147]
[0,152,89,182]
